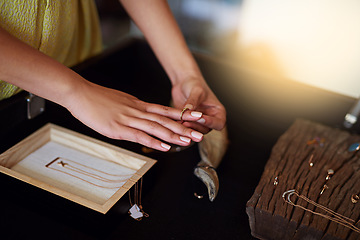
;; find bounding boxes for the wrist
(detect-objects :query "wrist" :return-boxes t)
[170,68,205,86]
[50,70,89,110]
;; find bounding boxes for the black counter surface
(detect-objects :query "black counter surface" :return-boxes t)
[0,38,356,240]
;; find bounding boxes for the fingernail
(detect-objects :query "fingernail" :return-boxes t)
[191,111,202,118]
[161,143,171,150]
[185,104,194,110]
[197,118,205,124]
[180,136,191,143]
[191,131,203,140]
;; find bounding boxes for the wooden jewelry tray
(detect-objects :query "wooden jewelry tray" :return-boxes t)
[0,123,156,214]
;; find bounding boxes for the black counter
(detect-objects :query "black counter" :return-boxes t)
[0,38,356,240]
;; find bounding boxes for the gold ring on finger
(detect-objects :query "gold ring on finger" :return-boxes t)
[180,107,189,121]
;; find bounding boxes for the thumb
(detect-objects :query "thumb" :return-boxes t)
[183,86,203,111]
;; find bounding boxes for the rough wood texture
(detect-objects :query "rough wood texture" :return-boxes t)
[246,119,360,240]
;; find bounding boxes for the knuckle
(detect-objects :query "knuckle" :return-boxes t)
[157,116,169,126]
[161,105,170,112]
[194,86,205,97]
[148,138,159,147]
[143,103,151,112]
[147,120,159,130]
[135,100,147,111]
[107,124,123,140]
[133,131,144,143]
[180,126,190,136]
[138,134,157,148]
[168,132,178,140]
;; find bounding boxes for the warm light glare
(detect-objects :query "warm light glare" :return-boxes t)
[238,0,360,98]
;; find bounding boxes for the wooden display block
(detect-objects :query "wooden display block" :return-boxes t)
[246,119,360,240]
[0,123,156,214]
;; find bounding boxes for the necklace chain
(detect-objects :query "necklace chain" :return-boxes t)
[283,189,360,233]
[46,157,148,219]
[45,157,132,189]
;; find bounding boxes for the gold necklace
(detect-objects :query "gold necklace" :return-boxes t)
[46,157,133,189]
[283,189,360,234]
[46,157,149,218]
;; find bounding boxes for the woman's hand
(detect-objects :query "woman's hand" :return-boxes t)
[66,80,204,152]
[171,76,226,134]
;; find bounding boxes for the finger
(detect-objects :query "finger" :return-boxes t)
[146,113,204,142]
[182,86,204,110]
[117,126,172,152]
[182,121,211,134]
[144,103,203,121]
[196,114,226,131]
[141,112,205,142]
[127,116,203,144]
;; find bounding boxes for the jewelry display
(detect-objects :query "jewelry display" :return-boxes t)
[283,189,360,234]
[46,157,133,189]
[128,177,149,221]
[0,124,157,215]
[247,119,360,239]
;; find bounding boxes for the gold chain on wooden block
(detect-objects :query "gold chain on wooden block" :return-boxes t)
[283,189,360,234]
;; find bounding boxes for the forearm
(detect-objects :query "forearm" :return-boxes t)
[119,0,204,85]
[0,26,85,108]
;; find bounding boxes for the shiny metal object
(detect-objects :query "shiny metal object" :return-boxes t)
[26,93,45,119]
[344,98,360,129]
[194,126,228,201]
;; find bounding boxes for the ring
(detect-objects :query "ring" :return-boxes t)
[180,107,189,121]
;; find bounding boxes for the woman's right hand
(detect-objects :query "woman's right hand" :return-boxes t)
[65,80,204,152]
